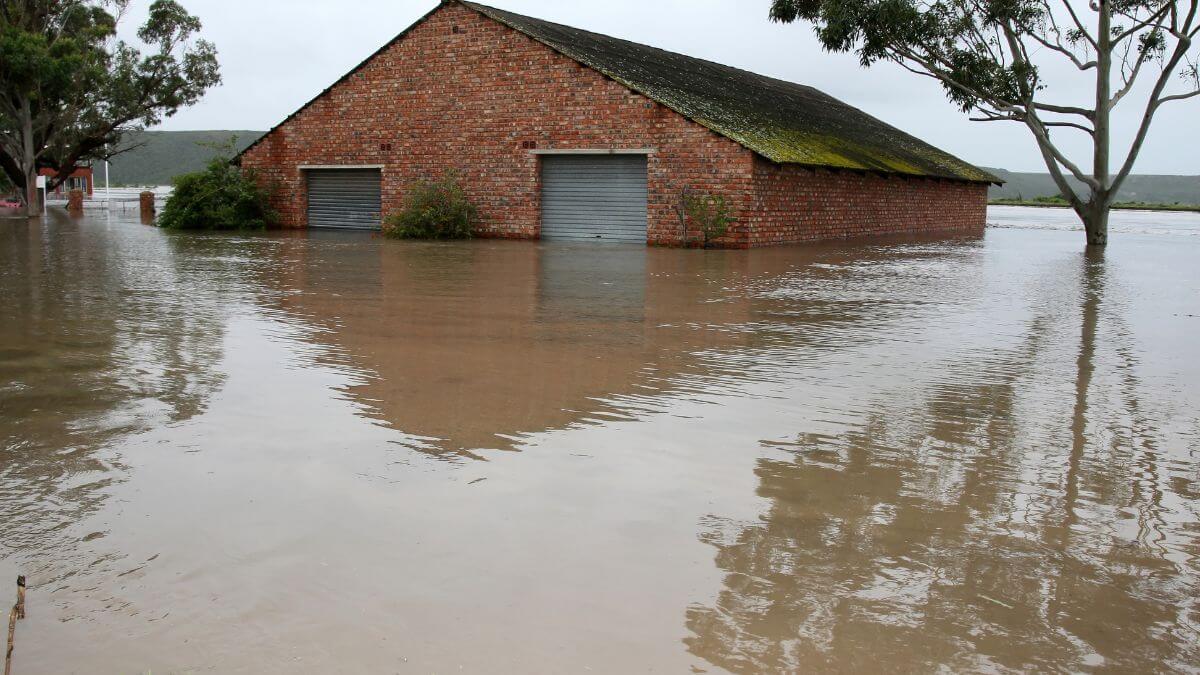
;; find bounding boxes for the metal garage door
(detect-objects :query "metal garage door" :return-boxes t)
[306,169,382,230]
[540,155,648,243]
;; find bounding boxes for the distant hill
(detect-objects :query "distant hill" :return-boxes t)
[99,130,264,186]
[986,167,1200,205]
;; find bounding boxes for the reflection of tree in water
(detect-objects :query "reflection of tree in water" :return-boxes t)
[0,216,231,574]
[686,251,1199,673]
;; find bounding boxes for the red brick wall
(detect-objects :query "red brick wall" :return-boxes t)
[40,167,94,197]
[241,3,990,248]
[239,2,754,246]
[747,158,988,246]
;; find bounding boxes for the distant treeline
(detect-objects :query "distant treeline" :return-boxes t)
[986,167,1200,206]
[99,130,264,186]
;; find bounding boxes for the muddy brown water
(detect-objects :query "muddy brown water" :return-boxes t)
[1,208,1198,673]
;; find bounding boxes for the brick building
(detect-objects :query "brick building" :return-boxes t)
[238,1,999,247]
[39,167,94,197]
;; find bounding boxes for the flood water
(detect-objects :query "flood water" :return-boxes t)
[1,206,1198,673]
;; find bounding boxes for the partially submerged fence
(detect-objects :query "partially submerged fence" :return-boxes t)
[46,186,173,212]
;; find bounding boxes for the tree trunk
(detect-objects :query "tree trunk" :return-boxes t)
[19,98,42,218]
[1083,203,1110,247]
[1089,1,1112,249]
[22,166,40,219]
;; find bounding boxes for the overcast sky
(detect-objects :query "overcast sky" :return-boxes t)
[121,0,1198,175]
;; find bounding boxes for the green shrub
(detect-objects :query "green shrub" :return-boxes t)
[159,157,276,230]
[384,173,477,240]
[684,192,735,247]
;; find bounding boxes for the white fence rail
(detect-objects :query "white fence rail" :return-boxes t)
[46,186,174,211]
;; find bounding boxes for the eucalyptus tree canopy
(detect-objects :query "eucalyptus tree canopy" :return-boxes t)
[0,0,219,215]
[769,0,1200,246]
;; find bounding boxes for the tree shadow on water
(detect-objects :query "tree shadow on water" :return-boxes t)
[684,248,1200,673]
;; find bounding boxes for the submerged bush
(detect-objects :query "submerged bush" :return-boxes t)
[159,157,276,230]
[684,192,735,247]
[384,173,477,240]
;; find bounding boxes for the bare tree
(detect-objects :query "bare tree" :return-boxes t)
[770,0,1200,246]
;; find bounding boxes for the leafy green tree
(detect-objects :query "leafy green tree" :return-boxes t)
[159,153,276,230]
[0,0,220,216]
[769,0,1199,246]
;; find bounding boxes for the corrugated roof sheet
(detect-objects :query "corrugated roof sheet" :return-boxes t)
[461,1,999,183]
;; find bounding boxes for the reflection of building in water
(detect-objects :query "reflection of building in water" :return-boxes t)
[536,245,647,325]
[270,231,988,458]
[274,240,760,455]
[685,251,1199,673]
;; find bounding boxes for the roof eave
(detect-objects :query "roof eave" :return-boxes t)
[751,151,1002,185]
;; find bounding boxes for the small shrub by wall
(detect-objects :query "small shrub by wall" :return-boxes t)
[384,174,478,240]
[682,191,736,248]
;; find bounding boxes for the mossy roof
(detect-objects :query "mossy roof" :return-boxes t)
[461,1,999,184]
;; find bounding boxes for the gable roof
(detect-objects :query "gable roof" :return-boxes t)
[241,1,998,184]
[461,2,997,183]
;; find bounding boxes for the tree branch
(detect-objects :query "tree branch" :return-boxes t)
[1111,37,1157,107]
[969,111,1095,135]
[1155,88,1200,104]
[1060,0,1099,49]
[1113,5,1171,44]
[1028,30,1099,69]
[1111,31,1198,196]
[999,17,1100,191]
[1031,125,1088,213]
